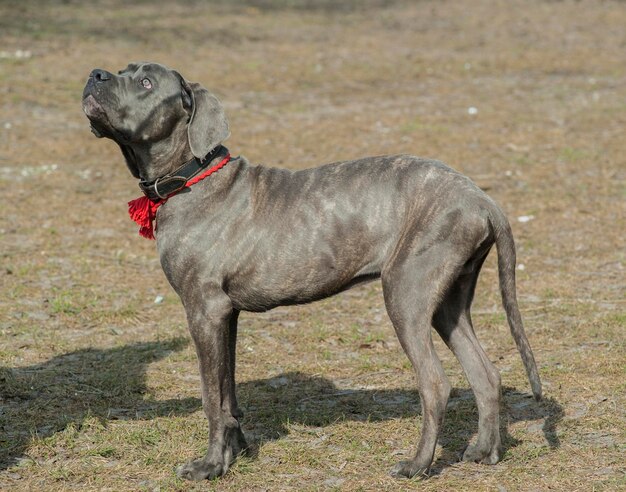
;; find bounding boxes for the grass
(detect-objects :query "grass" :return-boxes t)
[1,0,625,490]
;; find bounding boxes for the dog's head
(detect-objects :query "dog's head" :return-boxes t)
[82,62,229,178]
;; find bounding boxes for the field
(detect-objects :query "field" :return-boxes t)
[0,0,624,490]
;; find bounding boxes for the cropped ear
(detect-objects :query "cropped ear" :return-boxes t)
[118,143,141,179]
[178,76,230,159]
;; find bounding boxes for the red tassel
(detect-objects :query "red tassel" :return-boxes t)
[128,196,161,240]
[127,154,231,240]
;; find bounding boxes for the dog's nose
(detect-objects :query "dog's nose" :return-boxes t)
[90,69,112,83]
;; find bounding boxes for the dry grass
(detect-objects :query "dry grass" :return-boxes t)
[1,0,624,490]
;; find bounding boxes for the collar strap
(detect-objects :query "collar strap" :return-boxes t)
[128,150,231,240]
[138,145,225,201]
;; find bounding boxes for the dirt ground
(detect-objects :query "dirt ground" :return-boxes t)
[0,0,624,490]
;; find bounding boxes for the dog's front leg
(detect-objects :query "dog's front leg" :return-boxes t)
[176,291,247,481]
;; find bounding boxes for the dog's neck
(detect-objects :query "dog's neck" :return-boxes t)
[126,123,194,182]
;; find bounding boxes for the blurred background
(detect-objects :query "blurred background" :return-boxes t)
[1,1,624,490]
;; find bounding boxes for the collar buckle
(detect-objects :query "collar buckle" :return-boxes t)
[138,145,226,201]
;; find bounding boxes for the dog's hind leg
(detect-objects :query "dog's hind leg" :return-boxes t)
[382,210,488,478]
[433,252,503,465]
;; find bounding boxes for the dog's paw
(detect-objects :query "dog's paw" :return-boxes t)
[462,443,501,465]
[176,458,224,481]
[389,460,429,479]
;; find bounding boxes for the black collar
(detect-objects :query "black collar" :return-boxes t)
[138,145,225,201]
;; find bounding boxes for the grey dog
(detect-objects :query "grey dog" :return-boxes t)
[82,62,541,481]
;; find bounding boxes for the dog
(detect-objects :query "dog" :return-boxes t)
[82,62,541,481]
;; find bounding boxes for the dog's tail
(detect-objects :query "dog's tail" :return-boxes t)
[491,209,542,400]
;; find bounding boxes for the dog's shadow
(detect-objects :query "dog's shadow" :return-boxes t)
[0,338,199,470]
[237,372,563,474]
[0,340,563,475]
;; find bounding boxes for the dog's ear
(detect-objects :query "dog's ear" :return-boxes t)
[177,74,230,159]
[118,143,141,179]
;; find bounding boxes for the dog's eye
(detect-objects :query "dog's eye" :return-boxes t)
[141,78,152,90]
